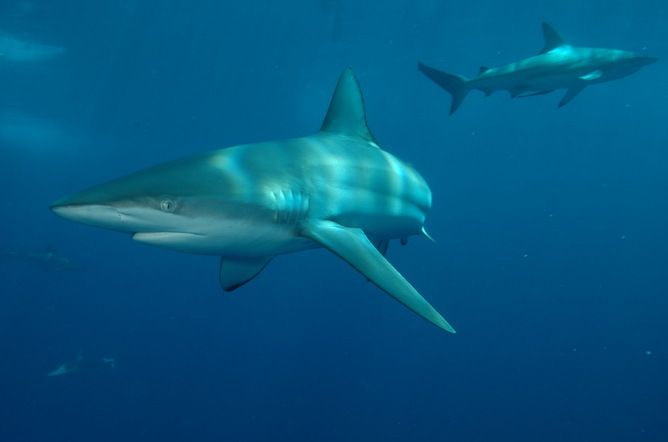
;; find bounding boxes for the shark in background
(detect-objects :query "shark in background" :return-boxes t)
[1,1,38,18]
[51,69,455,333]
[0,31,64,63]
[419,22,657,114]
[48,352,116,377]
[0,245,82,271]
[0,111,79,152]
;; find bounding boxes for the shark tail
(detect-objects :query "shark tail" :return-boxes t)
[418,62,470,115]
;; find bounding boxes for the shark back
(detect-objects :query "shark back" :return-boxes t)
[216,69,431,238]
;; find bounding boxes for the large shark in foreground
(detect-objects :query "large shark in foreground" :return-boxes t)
[51,69,455,333]
[419,22,657,114]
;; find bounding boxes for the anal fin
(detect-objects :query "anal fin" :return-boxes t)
[219,256,271,292]
[300,220,455,333]
[559,85,585,107]
[372,238,390,256]
[579,70,602,81]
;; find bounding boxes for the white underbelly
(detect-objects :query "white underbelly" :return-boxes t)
[132,218,315,257]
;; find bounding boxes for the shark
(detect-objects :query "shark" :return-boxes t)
[0,32,64,62]
[51,69,455,333]
[0,246,81,271]
[419,22,657,114]
[48,352,115,377]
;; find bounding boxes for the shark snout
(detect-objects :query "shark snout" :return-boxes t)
[631,55,658,66]
[51,194,192,236]
[638,55,658,65]
[51,202,127,229]
[50,183,144,232]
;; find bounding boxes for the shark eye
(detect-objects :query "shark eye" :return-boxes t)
[160,199,176,213]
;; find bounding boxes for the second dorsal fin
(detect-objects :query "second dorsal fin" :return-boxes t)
[320,68,376,143]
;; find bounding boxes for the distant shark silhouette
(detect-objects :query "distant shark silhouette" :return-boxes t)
[48,352,115,377]
[0,32,63,62]
[0,111,78,152]
[51,69,455,333]
[419,22,657,114]
[7,1,38,18]
[0,246,81,271]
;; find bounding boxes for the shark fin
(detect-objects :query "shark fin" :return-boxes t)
[320,68,376,143]
[540,22,566,53]
[579,70,602,81]
[418,61,470,115]
[219,256,271,291]
[421,227,435,242]
[372,238,390,256]
[300,219,455,333]
[559,85,585,107]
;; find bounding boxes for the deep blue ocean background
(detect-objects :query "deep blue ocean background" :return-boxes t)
[1,1,666,441]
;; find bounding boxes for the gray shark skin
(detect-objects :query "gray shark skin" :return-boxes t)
[51,69,455,333]
[419,22,657,114]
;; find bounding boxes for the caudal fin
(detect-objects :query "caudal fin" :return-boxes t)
[418,62,470,115]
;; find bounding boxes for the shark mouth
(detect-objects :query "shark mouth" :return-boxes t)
[132,231,205,244]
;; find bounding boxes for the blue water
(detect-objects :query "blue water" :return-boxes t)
[1,1,666,441]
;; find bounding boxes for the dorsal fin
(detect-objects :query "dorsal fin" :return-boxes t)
[540,22,566,53]
[320,68,376,143]
[479,66,490,74]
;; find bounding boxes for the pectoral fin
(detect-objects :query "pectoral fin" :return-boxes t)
[579,70,602,81]
[219,256,271,291]
[559,85,585,107]
[301,220,455,333]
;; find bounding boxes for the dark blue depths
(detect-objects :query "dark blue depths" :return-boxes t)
[0,1,666,441]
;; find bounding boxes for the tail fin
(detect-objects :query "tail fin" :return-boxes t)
[418,62,470,115]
